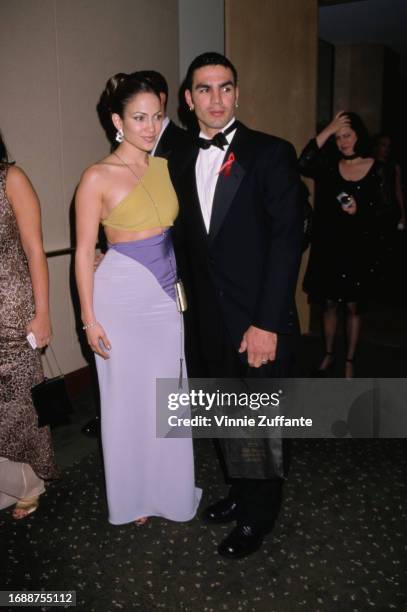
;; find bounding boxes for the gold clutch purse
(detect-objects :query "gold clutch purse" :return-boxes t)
[174,280,187,313]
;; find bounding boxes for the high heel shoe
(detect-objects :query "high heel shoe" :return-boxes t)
[12,496,39,520]
[310,351,335,377]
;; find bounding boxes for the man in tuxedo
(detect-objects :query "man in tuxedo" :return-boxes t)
[138,70,191,159]
[169,52,303,558]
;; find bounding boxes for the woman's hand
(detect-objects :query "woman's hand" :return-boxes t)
[94,253,104,271]
[85,323,111,359]
[26,314,52,349]
[316,111,351,149]
[342,196,357,215]
[327,111,350,136]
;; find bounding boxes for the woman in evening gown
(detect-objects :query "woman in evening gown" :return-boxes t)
[75,73,201,525]
[0,130,58,519]
[299,112,386,378]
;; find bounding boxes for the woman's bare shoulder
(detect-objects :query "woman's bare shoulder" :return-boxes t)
[5,165,38,200]
[81,155,121,183]
[6,164,31,186]
[79,159,111,185]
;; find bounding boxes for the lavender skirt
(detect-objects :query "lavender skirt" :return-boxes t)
[93,231,201,525]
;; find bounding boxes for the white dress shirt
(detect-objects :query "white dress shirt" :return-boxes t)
[151,116,170,156]
[196,117,237,232]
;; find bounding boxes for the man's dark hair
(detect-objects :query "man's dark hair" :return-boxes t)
[136,70,169,110]
[185,52,238,91]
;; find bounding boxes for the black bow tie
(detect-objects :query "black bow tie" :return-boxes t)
[198,121,238,150]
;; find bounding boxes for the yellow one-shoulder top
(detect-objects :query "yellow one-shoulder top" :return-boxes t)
[101,157,178,231]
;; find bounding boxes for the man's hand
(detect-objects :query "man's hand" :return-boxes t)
[239,325,277,368]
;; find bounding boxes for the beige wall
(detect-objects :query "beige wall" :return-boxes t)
[178,0,224,80]
[334,44,384,134]
[225,0,318,332]
[0,0,179,374]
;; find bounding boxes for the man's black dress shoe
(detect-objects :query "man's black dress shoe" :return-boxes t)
[200,498,238,524]
[218,524,265,559]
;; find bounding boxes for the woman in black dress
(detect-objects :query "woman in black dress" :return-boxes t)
[299,112,385,378]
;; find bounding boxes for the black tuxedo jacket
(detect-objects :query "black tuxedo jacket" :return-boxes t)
[154,120,191,160]
[168,121,303,365]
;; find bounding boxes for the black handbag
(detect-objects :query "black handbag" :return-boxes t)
[31,345,72,428]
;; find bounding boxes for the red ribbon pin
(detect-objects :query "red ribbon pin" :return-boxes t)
[218,152,235,177]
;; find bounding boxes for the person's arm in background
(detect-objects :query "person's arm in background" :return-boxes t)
[75,167,111,359]
[299,111,350,179]
[6,166,51,348]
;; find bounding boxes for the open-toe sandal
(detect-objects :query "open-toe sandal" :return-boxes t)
[12,496,39,520]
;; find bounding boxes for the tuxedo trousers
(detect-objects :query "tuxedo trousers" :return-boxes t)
[197,321,292,530]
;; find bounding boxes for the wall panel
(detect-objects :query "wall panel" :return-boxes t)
[225,0,318,331]
[0,0,179,373]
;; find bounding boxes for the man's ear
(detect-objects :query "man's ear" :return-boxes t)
[185,89,194,111]
[159,92,167,114]
[111,113,123,132]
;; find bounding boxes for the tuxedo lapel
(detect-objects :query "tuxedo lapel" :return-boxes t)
[154,121,177,159]
[208,124,248,244]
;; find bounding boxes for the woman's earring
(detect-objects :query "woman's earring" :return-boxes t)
[235,101,239,109]
[115,128,124,143]
[189,105,194,112]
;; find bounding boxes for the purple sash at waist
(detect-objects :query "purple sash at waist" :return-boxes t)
[109,230,176,301]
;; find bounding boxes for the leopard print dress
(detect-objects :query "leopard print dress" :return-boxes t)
[0,163,58,480]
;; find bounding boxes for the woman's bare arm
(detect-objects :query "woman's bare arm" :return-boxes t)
[6,166,51,348]
[75,166,111,359]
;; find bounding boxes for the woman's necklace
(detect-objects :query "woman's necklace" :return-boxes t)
[341,153,359,161]
[112,151,187,386]
[113,150,148,177]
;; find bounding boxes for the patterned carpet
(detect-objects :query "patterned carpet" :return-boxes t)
[1,437,406,611]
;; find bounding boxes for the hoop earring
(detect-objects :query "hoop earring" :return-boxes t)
[115,128,124,143]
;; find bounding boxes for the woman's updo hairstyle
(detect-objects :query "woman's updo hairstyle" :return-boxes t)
[100,71,161,118]
[97,72,161,147]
